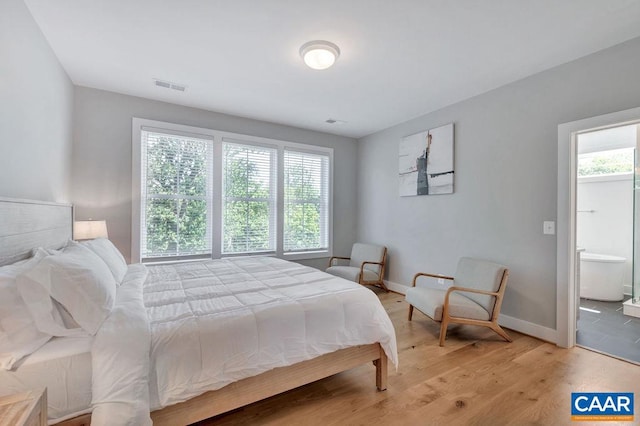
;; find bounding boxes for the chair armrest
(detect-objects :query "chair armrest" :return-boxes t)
[328,256,351,267]
[443,286,500,309]
[359,261,385,277]
[411,272,454,287]
[361,260,384,267]
[445,286,500,298]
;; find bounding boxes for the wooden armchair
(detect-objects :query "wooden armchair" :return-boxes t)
[326,243,388,291]
[405,257,511,346]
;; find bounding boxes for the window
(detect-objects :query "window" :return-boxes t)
[132,118,332,263]
[283,150,330,252]
[140,129,213,260]
[578,148,634,177]
[222,141,277,254]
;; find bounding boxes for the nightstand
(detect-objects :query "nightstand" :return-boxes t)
[0,389,47,426]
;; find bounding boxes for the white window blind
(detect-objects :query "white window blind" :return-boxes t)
[222,141,277,254]
[283,149,329,252]
[140,129,213,260]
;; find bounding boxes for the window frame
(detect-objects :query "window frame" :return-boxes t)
[139,127,214,261]
[132,117,333,263]
[282,148,331,255]
[221,139,278,256]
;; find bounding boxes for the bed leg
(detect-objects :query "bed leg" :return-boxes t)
[375,348,388,391]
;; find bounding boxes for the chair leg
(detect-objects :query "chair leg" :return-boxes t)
[408,305,414,321]
[439,319,449,347]
[376,280,389,292]
[490,323,513,343]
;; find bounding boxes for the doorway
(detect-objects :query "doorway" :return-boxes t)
[574,125,639,363]
[556,106,640,351]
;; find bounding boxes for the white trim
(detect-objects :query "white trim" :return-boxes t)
[384,280,409,294]
[131,117,334,263]
[557,106,640,349]
[131,122,142,263]
[498,315,558,344]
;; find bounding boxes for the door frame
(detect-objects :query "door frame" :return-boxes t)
[556,106,640,348]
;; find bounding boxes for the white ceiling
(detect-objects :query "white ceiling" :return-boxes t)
[24,0,640,139]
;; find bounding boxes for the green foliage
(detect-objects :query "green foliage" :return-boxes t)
[223,145,273,253]
[144,136,209,257]
[283,155,323,251]
[144,137,327,258]
[578,150,634,177]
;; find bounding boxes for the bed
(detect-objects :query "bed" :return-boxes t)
[0,198,397,425]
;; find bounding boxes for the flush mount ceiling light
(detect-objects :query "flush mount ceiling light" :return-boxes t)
[300,40,340,70]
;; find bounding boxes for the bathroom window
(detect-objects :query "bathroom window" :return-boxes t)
[578,148,634,178]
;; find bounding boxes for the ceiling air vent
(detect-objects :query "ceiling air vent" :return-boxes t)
[154,79,186,92]
[325,118,347,125]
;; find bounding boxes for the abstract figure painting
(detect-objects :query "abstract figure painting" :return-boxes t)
[399,123,454,196]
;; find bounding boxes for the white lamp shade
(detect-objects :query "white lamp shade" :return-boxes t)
[300,40,340,70]
[74,220,108,240]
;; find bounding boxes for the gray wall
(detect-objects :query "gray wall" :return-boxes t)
[72,87,358,266]
[0,0,74,202]
[357,36,640,329]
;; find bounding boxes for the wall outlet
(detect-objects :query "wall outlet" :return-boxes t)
[437,278,445,285]
[543,221,555,235]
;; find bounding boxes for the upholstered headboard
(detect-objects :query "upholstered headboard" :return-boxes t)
[0,197,73,266]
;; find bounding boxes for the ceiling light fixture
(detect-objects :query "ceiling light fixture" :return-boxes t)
[300,40,340,70]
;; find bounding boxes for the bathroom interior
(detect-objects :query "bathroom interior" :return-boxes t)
[576,123,640,364]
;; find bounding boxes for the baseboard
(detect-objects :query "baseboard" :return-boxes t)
[385,280,559,344]
[384,280,408,294]
[498,314,558,344]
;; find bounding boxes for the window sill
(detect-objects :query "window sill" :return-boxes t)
[140,250,332,265]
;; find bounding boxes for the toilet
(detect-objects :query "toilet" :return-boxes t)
[579,252,626,301]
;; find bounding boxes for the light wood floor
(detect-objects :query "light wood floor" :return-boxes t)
[196,290,640,425]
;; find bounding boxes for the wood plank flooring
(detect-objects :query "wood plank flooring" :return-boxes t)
[195,290,640,426]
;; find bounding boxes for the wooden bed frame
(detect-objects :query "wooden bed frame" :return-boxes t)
[59,344,386,426]
[0,198,388,426]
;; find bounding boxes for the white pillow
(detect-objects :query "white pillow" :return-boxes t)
[0,250,52,370]
[17,242,116,336]
[80,238,127,285]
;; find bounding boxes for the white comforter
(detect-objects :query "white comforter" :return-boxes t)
[92,257,398,424]
[91,264,152,426]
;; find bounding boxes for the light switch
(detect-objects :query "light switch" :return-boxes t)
[543,221,555,235]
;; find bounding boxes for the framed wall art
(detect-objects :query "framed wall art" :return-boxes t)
[399,123,454,196]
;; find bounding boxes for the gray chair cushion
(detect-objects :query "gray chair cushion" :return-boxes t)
[405,286,490,321]
[326,266,380,283]
[453,257,507,314]
[349,243,385,275]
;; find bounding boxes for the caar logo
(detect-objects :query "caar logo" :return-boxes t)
[571,392,634,421]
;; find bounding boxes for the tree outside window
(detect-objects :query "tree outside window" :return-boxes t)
[136,120,332,262]
[578,148,634,177]
[222,143,276,254]
[142,132,211,259]
[284,151,329,252]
